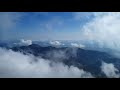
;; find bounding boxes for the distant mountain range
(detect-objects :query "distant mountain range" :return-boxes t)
[8,44,120,78]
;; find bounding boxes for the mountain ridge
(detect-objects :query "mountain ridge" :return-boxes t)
[7,44,120,77]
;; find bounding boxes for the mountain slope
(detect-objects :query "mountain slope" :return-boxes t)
[10,44,120,77]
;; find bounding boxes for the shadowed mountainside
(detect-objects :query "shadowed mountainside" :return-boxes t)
[9,44,120,77]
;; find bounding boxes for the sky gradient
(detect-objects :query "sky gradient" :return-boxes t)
[0,12,94,41]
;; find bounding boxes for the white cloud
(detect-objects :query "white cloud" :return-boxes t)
[14,39,32,46]
[50,41,64,46]
[101,61,120,78]
[20,39,32,46]
[0,47,93,78]
[71,43,85,48]
[80,12,120,52]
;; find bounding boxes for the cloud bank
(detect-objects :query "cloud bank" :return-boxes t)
[81,12,120,52]
[101,61,120,78]
[0,47,93,78]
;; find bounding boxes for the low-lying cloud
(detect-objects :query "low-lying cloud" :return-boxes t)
[14,39,32,46]
[71,43,85,48]
[20,39,32,46]
[46,50,68,61]
[49,41,64,46]
[0,12,23,30]
[0,47,93,78]
[101,61,120,78]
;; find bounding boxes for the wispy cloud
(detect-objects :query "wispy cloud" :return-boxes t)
[101,61,120,78]
[73,12,93,21]
[0,12,24,30]
[0,12,25,40]
[0,47,93,78]
[39,17,64,32]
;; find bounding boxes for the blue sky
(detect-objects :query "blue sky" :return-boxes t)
[0,12,94,41]
[1,12,120,52]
